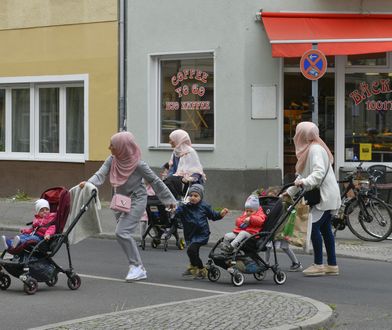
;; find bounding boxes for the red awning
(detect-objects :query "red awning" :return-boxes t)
[261,12,392,57]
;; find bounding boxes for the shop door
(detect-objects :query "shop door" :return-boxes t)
[283,72,335,182]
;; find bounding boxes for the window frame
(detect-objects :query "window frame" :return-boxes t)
[0,74,88,162]
[148,51,216,150]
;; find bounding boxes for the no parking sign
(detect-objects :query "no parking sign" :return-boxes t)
[300,49,327,80]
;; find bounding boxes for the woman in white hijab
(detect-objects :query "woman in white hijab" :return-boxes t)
[164,129,206,199]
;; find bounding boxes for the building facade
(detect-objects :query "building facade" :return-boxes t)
[2,0,392,209]
[126,0,392,208]
[0,0,119,199]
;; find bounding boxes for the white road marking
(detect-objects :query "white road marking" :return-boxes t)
[79,273,228,294]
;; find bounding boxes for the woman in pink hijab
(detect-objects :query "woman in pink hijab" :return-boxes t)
[287,122,341,277]
[80,131,176,282]
[164,129,205,199]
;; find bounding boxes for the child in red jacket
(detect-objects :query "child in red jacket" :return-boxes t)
[221,195,266,253]
[1,199,56,250]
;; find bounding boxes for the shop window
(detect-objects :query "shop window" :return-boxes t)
[159,56,214,145]
[345,73,392,162]
[0,79,85,161]
[347,53,387,66]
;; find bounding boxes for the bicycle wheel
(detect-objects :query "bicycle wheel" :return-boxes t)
[345,195,392,241]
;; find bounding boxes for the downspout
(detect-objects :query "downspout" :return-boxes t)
[118,0,126,131]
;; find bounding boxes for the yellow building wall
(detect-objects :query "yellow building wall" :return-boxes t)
[0,21,118,161]
[0,0,117,29]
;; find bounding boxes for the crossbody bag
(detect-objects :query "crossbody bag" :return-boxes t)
[303,164,330,207]
[110,188,131,213]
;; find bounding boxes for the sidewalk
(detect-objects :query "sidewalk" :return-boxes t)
[2,199,392,330]
[1,198,391,263]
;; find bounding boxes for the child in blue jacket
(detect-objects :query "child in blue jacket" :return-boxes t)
[176,184,229,279]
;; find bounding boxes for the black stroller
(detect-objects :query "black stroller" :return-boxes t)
[206,184,305,287]
[140,195,185,251]
[0,186,97,295]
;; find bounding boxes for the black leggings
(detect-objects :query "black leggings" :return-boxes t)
[187,242,204,269]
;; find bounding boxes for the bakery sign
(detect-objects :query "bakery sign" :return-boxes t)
[165,68,210,111]
[349,79,392,111]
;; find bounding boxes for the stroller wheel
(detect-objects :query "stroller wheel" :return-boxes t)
[151,239,160,248]
[23,278,38,295]
[176,238,185,250]
[0,273,11,290]
[67,274,81,290]
[45,273,58,287]
[231,272,245,287]
[273,271,287,285]
[253,271,266,281]
[207,266,221,282]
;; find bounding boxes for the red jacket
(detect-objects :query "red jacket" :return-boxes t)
[232,207,266,235]
[21,213,57,237]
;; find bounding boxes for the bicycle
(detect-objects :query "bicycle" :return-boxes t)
[332,163,392,242]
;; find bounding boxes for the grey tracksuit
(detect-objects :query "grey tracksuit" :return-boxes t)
[88,156,176,266]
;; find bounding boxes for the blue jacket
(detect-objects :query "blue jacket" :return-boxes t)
[176,201,223,245]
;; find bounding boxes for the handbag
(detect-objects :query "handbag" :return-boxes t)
[303,164,330,207]
[110,188,131,213]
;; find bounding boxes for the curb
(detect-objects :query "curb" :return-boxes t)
[29,289,334,330]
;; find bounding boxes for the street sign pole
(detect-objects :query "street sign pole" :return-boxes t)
[312,43,318,125]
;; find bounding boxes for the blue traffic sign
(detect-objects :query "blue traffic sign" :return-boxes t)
[300,49,327,80]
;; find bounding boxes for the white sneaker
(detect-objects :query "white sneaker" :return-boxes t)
[11,236,20,249]
[1,235,8,250]
[125,265,147,282]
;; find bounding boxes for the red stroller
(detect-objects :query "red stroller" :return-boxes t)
[0,186,97,295]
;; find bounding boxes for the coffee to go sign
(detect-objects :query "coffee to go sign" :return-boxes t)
[349,79,392,111]
[165,68,210,111]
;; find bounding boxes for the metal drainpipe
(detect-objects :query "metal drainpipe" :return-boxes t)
[118,0,126,131]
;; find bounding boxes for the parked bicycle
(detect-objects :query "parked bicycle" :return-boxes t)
[332,163,392,242]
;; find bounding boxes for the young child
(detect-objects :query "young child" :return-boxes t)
[176,184,229,279]
[1,199,56,250]
[221,195,266,253]
[263,186,303,272]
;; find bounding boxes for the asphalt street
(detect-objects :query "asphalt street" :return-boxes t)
[1,199,392,329]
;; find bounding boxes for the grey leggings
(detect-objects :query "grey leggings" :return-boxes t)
[115,206,145,267]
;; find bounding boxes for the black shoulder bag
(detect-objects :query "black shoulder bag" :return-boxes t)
[303,164,330,207]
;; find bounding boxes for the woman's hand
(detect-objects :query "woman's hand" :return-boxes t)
[44,234,51,240]
[294,178,304,187]
[79,181,86,189]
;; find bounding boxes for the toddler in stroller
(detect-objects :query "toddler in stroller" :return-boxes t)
[207,185,304,287]
[0,186,97,295]
[220,195,266,255]
[2,199,56,250]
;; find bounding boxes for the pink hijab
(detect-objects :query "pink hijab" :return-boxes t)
[109,131,141,187]
[294,121,334,173]
[169,129,193,158]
